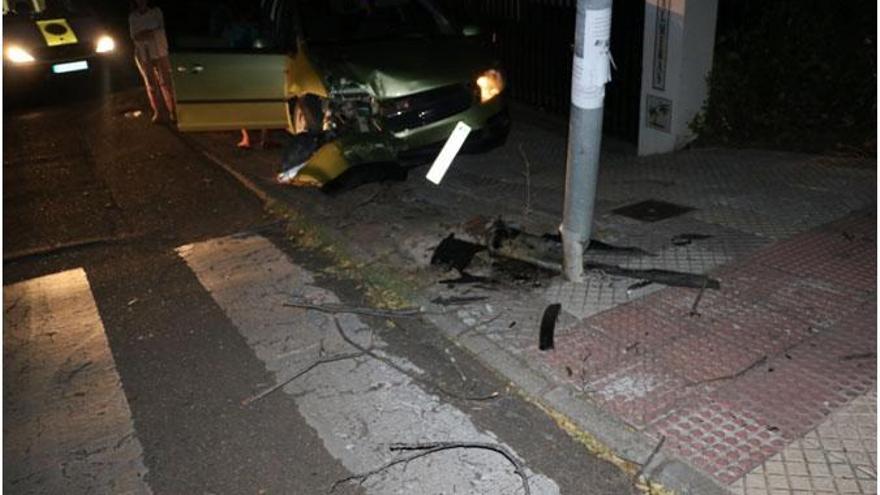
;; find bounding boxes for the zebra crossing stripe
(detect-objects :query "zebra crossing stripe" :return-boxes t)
[177,235,560,494]
[4,268,152,494]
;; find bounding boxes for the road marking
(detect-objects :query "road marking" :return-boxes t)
[178,235,560,494]
[4,269,152,494]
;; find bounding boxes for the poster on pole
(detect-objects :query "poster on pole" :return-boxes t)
[570,5,612,110]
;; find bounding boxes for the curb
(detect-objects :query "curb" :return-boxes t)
[179,130,733,495]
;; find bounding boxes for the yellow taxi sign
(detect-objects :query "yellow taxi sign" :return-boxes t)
[36,18,78,46]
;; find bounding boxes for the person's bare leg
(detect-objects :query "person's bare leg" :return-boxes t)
[135,55,161,121]
[237,129,251,149]
[154,56,176,122]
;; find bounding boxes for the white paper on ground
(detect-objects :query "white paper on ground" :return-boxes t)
[426,121,472,185]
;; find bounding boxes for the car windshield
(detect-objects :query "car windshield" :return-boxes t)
[3,0,91,17]
[298,0,454,44]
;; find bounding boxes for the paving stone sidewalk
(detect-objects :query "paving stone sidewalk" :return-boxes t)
[182,108,876,494]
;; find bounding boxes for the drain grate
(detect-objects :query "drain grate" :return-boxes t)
[612,199,695,222]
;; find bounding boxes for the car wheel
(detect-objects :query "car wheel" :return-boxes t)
[293,94,323,134]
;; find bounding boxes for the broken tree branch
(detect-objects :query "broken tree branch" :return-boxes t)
[283,300,427,319]
[634,435,666,482]
[241,350,365,406]
[333,318,499,402]
[330,441,531,494]
[686,356,768,388]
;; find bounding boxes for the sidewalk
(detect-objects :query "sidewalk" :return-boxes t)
[181,109,876,494]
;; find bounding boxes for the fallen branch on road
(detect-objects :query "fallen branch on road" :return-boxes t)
[283,300,427,319]
[330,441,531,494]
[333,318,499,402]
[241,350,366,406]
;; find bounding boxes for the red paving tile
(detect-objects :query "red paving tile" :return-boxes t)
[655,330,763,384]
[587,296,694,350]
[584,356,697,429]
[532,325,626,386]
[648,398,786,484]
[533,211,876,485]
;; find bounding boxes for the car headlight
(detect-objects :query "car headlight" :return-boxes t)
[476,69,504,103]
[5,45,36,64]
[96,35,115,54]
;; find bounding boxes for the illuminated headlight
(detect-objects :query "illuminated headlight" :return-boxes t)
[476,69,504,103]
[5,45,36,64]
[96,35,116,54]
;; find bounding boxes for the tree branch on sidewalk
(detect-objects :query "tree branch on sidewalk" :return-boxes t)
[329,441,531,494]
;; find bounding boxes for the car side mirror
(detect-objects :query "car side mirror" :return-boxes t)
[462,25,481,37]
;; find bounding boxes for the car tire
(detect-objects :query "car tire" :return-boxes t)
[293,94,323,134]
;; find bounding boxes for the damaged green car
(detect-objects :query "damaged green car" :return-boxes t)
[167,0,510,186]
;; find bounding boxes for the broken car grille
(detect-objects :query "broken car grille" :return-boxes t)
[380,84,474,133]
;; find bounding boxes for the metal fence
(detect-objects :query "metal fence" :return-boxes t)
[441,0,645,142]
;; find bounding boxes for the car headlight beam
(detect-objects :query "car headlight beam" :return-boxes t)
[476,69,504,103]
[6,45,36,64]
[96,35,116,54]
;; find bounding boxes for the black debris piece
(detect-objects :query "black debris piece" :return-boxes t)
[613,199,695,223]
[541,232,654,256]
[671,233,713,246]
[430,296,489,306]
[280,132,323,175]
[627,280,653,292]
[539,303,562,351]
[585,262,721,289]
[431,234,487,272]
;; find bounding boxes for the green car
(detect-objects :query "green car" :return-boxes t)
[166,0,509,185]
[3,0,118,89]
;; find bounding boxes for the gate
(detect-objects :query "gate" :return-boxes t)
[440,0,645,142]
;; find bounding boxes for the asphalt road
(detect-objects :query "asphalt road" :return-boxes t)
[3,81,637,494]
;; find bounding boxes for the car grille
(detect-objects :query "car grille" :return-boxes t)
[34,43,94,63]
[381,84,474,133]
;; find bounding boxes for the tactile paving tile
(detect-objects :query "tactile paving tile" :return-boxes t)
[584,356,696,429]
[655,329,766,385]
[729,388,877,495]
[649,285,813,356]
[709,352,854,441]
[752,227,876,292]
[648,397,787,484]
[585,294,694,350]
[530,324,626,389]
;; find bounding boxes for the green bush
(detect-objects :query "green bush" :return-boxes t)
[692,1,876,155]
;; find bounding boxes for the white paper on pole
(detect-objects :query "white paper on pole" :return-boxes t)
[425,121,472,185]
[571,6,612,109]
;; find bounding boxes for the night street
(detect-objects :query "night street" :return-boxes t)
[4,0,876,494]
[3,88,637,493]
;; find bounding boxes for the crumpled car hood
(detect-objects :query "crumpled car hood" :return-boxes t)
[310,37,495,99]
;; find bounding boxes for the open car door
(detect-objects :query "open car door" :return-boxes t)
[165,0,294,132]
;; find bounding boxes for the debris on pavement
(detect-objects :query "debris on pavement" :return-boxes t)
[123,109,143,119]
[626,280,653,293]
[539,303,561,351]
[430,295,490,306]
[430,234,487,272]
[670,233,712,246]
[484,220,721,289]
[283,299,426,318]
[689,278,709,317]
[276,132,407,193]
[330,441,531,494]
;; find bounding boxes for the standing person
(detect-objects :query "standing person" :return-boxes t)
[129,0,176,124]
